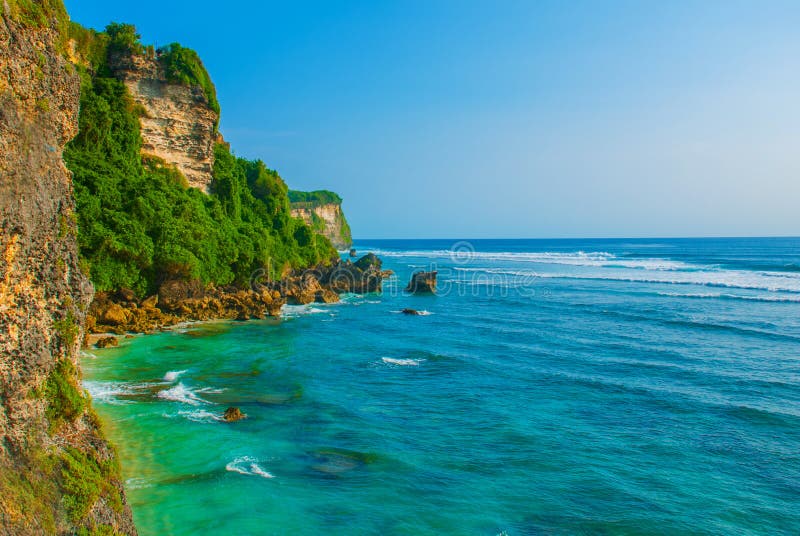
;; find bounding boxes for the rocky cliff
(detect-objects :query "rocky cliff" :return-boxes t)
[0,4,136,534]
[290,191,352,249]
[110,51,218,192]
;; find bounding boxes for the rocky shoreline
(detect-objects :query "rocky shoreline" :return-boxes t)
[85,254,393,345]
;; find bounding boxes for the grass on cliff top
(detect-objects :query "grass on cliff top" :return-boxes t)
[1,0,67,29]
[157,42,220,119]
[289,189,343,206]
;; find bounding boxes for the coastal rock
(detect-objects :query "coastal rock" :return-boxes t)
[406,271,437,294]
[353,253,381,272]
[223,407,246,422]
[101,303,130,326]
[0,8,137,534]
[116,288,137,302]
[141,294,159,309]
[402,308,422,315]
[321,254,385,294]
[96,336,119,349]
[349,248,357,257]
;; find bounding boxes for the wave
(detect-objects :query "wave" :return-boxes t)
[164,369,187,382]
[83,380,156,405]
[225,456,275,479]
[369,248,691,271]
[453,267,800,293]
[156,382,209,406]
[281,304,328,318]
[176,409,223,423]
[382,357,423,366]
[655,292,800,303]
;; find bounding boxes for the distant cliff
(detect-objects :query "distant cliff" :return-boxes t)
[0,3,136,534]
[290,190,353,249]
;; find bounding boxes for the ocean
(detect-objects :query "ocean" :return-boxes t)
[82,237,800,534]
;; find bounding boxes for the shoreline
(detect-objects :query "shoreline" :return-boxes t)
[85,254,392,347]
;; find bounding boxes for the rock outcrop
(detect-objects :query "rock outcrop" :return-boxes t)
[223,407,245,422]
[406,271,438,294]
[289,191,352,249]
[85,254,389,335]
[109,52,218,192]
[0,6,136,534]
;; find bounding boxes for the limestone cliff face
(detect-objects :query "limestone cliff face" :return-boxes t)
[291,201,353,249]
[0,8,136,535]
[110,52,218,192]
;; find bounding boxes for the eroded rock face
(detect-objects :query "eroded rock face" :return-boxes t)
[290,202,352,249]
[406,271,437,294]
[109,53,218,192]
[0,9,136,535]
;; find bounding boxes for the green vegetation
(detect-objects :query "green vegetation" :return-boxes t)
[64,23,336,296]
[44,358,86,430]
[289,189,343,206]
[60,446,123,523]
[158,42,220,119]
[53,309,80,349]
[1,0,68,30]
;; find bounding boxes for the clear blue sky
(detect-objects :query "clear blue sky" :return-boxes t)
[65,0,800,238]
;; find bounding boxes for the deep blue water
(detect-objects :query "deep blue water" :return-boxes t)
[83,237,800,534]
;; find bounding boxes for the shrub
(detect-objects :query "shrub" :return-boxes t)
[44,358,85,429]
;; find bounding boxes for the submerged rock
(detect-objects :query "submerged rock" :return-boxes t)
[223,407,246,422]
[402,308,422,315]
[95,336,119,348]
[405,271,437,294]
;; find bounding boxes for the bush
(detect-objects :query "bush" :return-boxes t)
[44,359,86,429]
[59,447,122,524]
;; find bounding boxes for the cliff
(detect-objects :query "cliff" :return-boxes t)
[290,190,352,249]
[0,4,136,535]
[109,49,218,193]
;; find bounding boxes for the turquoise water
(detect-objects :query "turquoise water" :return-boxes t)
[83,238,800,535]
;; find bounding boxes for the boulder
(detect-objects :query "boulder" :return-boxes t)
[315,289,339,303]
[223,407,246,422]
[401,308,422,315]
[95,336,118,349]
[353,253,381,272]
[158,279,204,310]
[116,287,136,302]
[349,248,357,257]
[141,294,159,309]
[101,303,129,326]
[406,271,437,294]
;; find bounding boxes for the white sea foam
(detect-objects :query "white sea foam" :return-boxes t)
[163,369,187,382]
[369,248,691,271]
[281,304,328,318]
[382,357,423,366]
[125,477,153,490]
[225,456,275,479]
[156,382,209,406]
[83,380,152,405]
[177,409,223,423]
[453,266,800,294]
